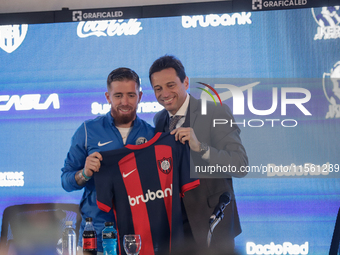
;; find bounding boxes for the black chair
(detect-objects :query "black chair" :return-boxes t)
[330,207,340,255]
[0,203,81,255]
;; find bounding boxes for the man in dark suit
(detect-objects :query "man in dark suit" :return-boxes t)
[149,55,248,254]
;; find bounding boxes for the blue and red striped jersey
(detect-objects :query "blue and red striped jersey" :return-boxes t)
[94,132,200,255]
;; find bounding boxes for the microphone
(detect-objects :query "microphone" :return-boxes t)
[209,192,230,225]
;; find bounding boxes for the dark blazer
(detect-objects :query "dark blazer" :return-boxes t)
[154,95,248,252]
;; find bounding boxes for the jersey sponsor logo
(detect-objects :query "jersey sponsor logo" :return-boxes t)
[98,140,113,147]
[0,24,28,53]
[157,157,173,175]
[77,19,142,38]
[323,61,340,119]
[0,93,60,111]
[128,184,172,206]
[122,168,136,178]
[312,6,340,40]
[135,137,148,145]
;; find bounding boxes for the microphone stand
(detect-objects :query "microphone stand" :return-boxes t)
[207,213,224,247]
[206,192,230,248]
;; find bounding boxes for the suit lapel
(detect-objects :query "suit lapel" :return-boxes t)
[155,109,169,132]
[184,95,199,128]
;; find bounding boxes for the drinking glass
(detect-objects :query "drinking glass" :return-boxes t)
[123,234,141,255]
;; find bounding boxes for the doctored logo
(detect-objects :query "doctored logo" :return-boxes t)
[197,81,312,128]
[312,6,340,40]
[323,61,340,118]
[0,24,28,53]
[246,241,308,255]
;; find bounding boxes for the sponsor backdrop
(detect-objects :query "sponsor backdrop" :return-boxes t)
[0,5,340,255]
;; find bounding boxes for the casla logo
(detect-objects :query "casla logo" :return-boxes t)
[0,93,60,111]
[312,6,340,40]
[0,24,28,53]
[323,61,340,118]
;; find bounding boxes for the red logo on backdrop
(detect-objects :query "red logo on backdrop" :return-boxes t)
[157,157,173,174]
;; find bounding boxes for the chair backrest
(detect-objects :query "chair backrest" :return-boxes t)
[0,203,81,255]
[329,207,340,255]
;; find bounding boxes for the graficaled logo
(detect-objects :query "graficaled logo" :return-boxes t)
[323,61,340,119]
[0,24,28,53]
[73,11,82,21]
[312,6,340,40]
[252,0,262,10]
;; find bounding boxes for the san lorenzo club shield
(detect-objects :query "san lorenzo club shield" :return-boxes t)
[157,157,173,174]
[0,24,28,53]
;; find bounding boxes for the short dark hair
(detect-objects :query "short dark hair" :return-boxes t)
[107,67,140,89]
[149,55,186,84]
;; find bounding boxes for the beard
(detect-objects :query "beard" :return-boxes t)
[111,106,136,125]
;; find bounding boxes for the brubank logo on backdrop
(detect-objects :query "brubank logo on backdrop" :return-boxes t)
[198,82,312,128]
[182,12,252,28]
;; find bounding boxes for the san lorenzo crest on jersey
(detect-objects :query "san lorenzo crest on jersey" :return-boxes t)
[157,157,173,174]
[136,137,147,145]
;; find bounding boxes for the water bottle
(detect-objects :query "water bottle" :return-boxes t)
[62,221,77,255]
[102,222,117,255]
[82,217,97,255]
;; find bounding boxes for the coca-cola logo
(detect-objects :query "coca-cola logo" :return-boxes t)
[77,19,143,38]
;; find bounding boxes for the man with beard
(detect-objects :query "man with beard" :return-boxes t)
[61,67,154,254]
